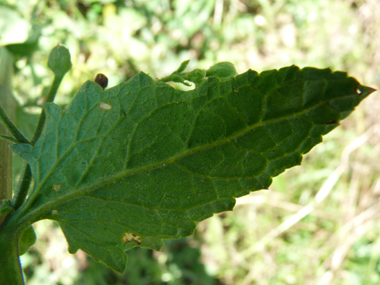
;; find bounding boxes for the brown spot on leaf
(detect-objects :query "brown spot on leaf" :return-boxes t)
[95,73,108,90]
[52,210,58,215]
[53,184,61,192]
[122,232,142,245]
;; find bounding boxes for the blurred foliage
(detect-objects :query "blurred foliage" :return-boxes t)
[1,0,380,284]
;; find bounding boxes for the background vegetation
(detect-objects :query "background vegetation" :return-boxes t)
[1,0,379,284]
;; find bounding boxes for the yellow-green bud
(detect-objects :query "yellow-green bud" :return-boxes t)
[48,44,72,77]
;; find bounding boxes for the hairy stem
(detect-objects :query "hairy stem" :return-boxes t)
[12,164,32,210]
[0,48,28,145]
[31,74,64,145]
[0,47,25,284]
[0,105,29,144]
[0,215,26,285]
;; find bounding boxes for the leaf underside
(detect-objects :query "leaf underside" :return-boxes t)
[12,65,374,273]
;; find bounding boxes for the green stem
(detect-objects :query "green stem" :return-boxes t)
[31,74,63,145]
[0,216,25,285]
[0,46,24,285]
[0,47,25,284]
[12,164,32,210]
[0,47,16,227]
[0,105,29,144]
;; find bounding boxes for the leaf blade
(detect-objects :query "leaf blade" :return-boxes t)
[11,65,374,272]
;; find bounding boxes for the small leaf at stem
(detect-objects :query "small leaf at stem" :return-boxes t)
[18,225,37,255]
[0,199,14,215]
[0,135,18,143]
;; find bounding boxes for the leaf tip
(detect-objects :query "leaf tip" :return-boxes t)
[356,85,376,97]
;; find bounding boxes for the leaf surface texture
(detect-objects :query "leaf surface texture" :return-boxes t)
[12,65,373,272]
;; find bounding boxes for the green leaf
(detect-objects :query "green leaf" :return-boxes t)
[11,65,374,273]
[6,24,43,57]
[18,225,37,256]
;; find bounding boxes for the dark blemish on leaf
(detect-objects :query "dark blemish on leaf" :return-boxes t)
[326,120,338,125]
[122,232,142,245]
[95,73,108,90]
[52,184,61,192]
[99,102,112,110]
[52,210,58,215]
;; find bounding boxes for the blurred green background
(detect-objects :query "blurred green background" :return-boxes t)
[1,0,380,284]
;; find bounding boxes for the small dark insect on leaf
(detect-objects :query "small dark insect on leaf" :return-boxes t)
[95,73,108,90]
